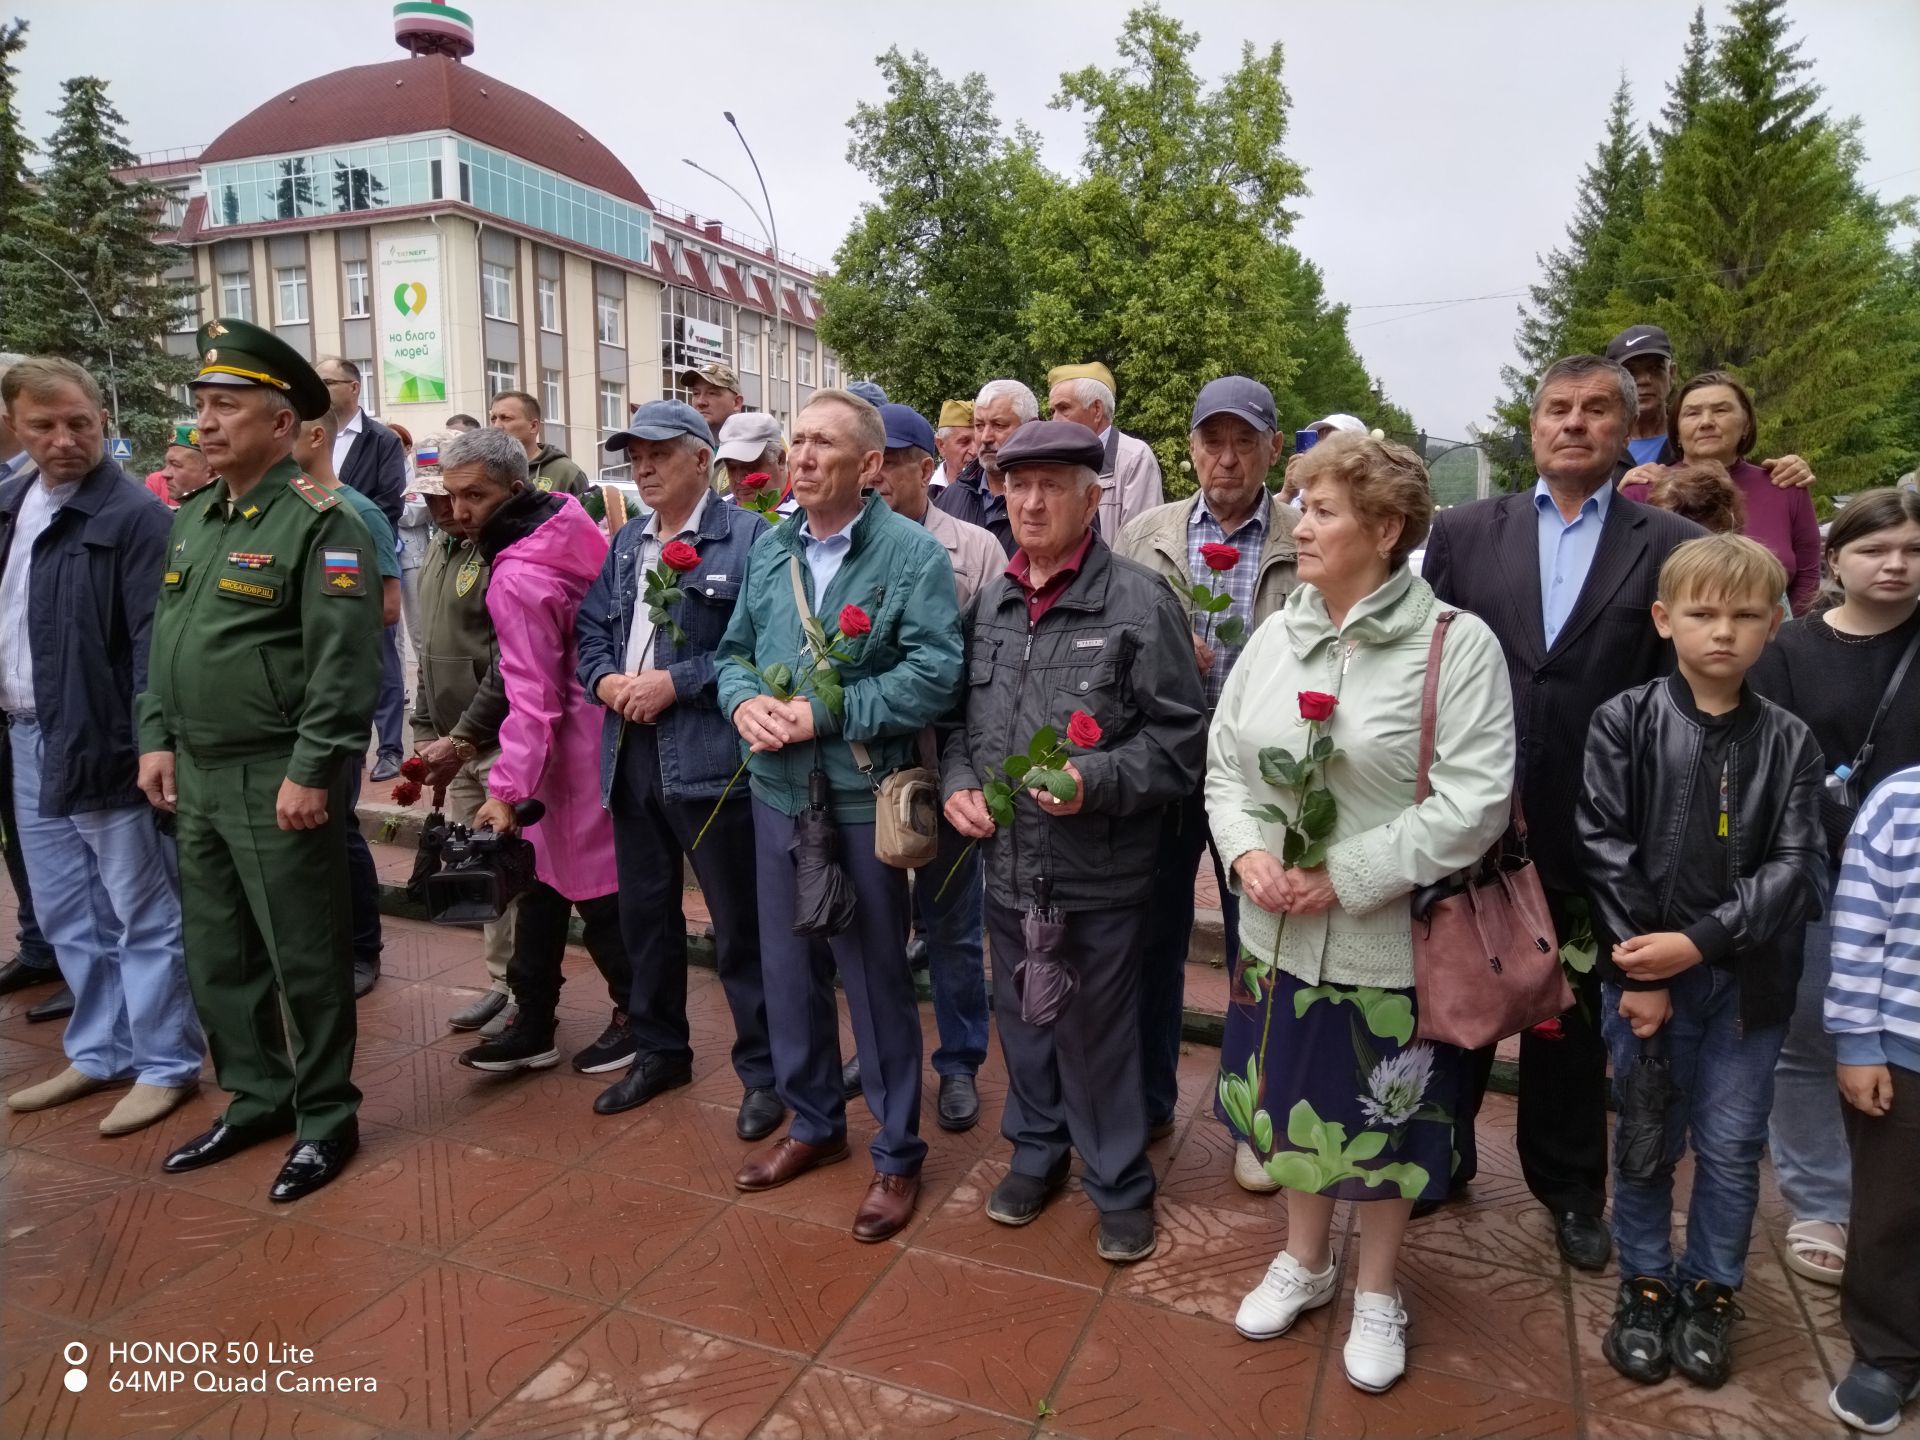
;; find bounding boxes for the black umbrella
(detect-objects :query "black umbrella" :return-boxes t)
[1614,1030,1676,1183]
[791,767,857,939]
[1013,877,1076,1026]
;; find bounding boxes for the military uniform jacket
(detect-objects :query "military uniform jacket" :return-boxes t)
[136,455,383,787]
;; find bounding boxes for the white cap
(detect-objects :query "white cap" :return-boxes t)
[1311,413,1368,435]
[715,411,785,464]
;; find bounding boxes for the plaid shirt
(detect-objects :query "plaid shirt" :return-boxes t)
[1186,492,1270,708]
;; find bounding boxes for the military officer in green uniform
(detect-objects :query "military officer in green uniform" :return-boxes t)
[135,319,382,1202]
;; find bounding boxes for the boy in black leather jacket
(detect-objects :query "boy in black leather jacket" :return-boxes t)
[1575,534,1827,1391]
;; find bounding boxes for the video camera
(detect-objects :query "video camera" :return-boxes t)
[421,799,545,927]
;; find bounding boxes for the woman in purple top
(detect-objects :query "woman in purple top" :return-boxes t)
[1620,371,1823,614]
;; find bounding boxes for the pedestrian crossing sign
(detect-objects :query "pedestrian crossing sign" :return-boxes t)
[109,437,133,461]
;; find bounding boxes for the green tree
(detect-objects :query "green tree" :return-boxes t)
[1488,75,1653,490]
[815,48,1044,417]
[1607,0,1917,498]
[0,18,31,243]
[1,75,196,461]
[1650,6,1715,159]
[1016,7,1310,491]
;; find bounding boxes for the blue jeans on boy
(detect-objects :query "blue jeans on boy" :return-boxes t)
[915,816,988,1078]
[1603,966,1786,1290]
[8,718,201,1086]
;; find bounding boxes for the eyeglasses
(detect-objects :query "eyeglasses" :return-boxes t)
[323,378,355,388]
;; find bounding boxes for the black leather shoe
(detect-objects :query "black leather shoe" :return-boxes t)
[591,1054,691,1116]
[1556,1211,1612,1271]
[163,1118,294,1174]
[736,1087,784,1141]
[369,754,403,783]
[905,937,930,971]
[26,984,75,1023]
[840,1057,862,1099]
[0,955,59,996]
[269,1127,360,1202]
[447,989,509,1031]
[936,1073,979,1132]
[352,961,379,999]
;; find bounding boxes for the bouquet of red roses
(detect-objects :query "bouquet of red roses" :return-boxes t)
[1173,542,1247,649]
[640,539,702,647]
[935,710,1103,899]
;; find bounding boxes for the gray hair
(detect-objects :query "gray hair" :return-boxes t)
[934,425,966,441]
[1051,376,1114,421]
[801,388,887,456]
[1532,355,1638,426]
[442,424,529,488]
[975,378,1038,422]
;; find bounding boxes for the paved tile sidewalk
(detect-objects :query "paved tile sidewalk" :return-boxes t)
[1,908,1900,1439]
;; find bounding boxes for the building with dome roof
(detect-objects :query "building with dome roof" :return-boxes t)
[137,1,838,475]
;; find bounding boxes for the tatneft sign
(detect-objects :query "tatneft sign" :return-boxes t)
[684,318,725,358]
[377,234,447,406]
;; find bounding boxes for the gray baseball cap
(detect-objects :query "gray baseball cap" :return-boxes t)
[1191,376,1277,433]
[715,411,785,463]
[603,399,714,453]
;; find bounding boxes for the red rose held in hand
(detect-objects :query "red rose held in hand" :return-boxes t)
[1066,710,1103,749]
[736,470,771,492]
[838,605,872,638]
[1199,542,1241,572]
[1298,691,1338,722]
[661,540,700,573]
[399,754,429,783]
[391,779,422,807]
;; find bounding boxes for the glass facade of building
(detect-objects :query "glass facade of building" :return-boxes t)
[456,141,651,262]
[206,139,441,226]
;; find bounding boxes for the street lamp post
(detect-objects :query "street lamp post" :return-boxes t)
[722,112,787,420]
[19,241,122,437]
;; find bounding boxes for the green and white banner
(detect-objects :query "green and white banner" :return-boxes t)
[377,234,447,405]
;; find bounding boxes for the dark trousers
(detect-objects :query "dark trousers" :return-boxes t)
[504,880,628,1030]
[1843,1061,1920,1385]
[752,798,923,1175]
[342,757,382,970]
[1456,888,1608,1216]
[0,721,57,968]
[611,725,771,1089]
[910,814,989,1077]
[987,896,1154,1213]
[1139,787,1238,1128]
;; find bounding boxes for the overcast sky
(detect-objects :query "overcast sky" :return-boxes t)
[14,0,1919,436]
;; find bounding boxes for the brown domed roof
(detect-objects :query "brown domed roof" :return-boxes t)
[199,56,651,209]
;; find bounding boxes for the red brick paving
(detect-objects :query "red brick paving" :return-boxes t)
[1,908,1904,1440]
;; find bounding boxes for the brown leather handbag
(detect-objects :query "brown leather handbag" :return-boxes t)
[1408,611,1571,1050]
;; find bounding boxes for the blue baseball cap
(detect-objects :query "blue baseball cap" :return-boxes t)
[878,403,937,457]
[847,379,889,408]
[603,399,713,453]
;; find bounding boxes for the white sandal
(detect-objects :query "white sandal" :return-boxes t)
[1785,1220,1846,1286]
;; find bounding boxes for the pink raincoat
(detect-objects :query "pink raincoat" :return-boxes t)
[485,494,618,900]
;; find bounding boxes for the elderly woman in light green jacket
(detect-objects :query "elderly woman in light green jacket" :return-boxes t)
[1205,433,1515,1394]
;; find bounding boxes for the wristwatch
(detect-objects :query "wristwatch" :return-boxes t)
[447,736,478,764]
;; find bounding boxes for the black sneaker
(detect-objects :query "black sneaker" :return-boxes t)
[1670,1280,1742,1389]
[1830,1360,1920,1435]
[572,1010,637,1074]
[1603,1277,1676,1385]
[459,1015,559,1073]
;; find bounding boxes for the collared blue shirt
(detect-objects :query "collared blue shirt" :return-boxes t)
[1186,490,1270,707]
[1534,477,1612,649]
[799,506,862,610]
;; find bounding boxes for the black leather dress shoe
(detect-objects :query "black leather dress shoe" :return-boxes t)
[592,1054,691,1116]
[1556,1210,1613,1271]
[26,983,75,1022]
[352,961,380,999]
[0,955,60,996]
[269,1128,359,1202]
[840,1057,862,1100]
[736,1087,785,1141]
[163,1118,294,1174]
[936,1073,979,1132]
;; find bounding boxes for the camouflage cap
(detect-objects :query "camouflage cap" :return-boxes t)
[680,360,740,394]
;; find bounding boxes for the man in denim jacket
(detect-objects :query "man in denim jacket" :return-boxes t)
[576,401,778,1142]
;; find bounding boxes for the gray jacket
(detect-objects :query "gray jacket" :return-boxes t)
[942,534,1207,910]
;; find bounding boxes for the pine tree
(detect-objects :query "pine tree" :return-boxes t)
[1608,0,1918,497]
[1651,6,1715,159]
[0,17,37,345]
[0,75,196,461]
[1488,76,1652,489]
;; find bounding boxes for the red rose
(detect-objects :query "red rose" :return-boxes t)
[838,605,872,638]
[391,778,422,807]
[1527,1017,1566,1041]
[1298,691,1338,722]
[1066,710,1103,749]
[661,540,700,573]
[399,754,429,783]
[736,471,772,492]
[1199,542,1241,573]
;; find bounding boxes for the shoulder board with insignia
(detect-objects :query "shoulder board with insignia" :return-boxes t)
[288,474,340,513]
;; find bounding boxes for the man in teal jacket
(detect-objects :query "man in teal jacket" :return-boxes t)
[715,388,962,1243]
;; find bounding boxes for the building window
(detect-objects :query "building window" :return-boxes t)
[599,382,625,433]
[449,140,653,264]
[485,358,519,398]
[596,292,623,346]
[657,285,735,403]
[348,357,375,413]
[205,138,440,228]
[822,354,839,389]
[481,261,514,321]
[170,291,198,334]
[274,266,309,324]
[542,368,564,424]
[537,276,560,332]
[218,269,253,322]
[343,259,371,318]
[769,339,788,381]
[738,331,759,375]
[797,347,814,387]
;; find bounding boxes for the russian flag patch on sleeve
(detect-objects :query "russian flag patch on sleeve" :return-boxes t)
[321,547,365,595]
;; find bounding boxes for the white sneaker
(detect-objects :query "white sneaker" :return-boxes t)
[1235,1250,1337,1340]
[1344,1290,1409,1392]
[1233,1142,1282,1193]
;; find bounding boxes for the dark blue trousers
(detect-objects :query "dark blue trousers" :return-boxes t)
[752,797,923,1175]
[612,726,772,1089]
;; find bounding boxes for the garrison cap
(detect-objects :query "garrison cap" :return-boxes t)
[680,360,740,394]
[992,418,1104,473]
[1046,362,1116,396]
[937,399,974,430]
[190,318,330,421]
[168,422,202,451]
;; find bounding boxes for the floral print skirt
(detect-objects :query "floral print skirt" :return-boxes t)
[1215,950,1460,1204]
